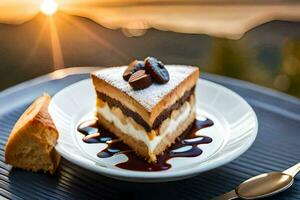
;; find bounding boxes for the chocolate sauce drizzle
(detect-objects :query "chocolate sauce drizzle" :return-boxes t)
[77,118,213,171]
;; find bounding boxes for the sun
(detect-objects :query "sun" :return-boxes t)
[40,0,58,16]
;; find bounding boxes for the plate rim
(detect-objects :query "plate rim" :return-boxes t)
[50,78,258,182]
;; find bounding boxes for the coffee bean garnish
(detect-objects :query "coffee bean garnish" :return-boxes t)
[123,60,145,81]
[128,70,152,90]
[144,57,169,84]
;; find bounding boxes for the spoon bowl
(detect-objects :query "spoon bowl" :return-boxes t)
[212,163,300,200]
[236,172,294,199]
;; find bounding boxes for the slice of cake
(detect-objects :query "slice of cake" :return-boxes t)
[5,93,61,174]
[91,58,199,162]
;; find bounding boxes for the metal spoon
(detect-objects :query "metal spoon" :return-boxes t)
[212,162,300,200]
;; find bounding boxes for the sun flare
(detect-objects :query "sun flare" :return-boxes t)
[40,0,58,16]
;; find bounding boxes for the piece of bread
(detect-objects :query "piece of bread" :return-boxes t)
[5,93,60,174]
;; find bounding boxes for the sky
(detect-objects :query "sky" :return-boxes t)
[1,0,300,39]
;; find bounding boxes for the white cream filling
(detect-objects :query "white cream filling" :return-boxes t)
[97,101,193,152]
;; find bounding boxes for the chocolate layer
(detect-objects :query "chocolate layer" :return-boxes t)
[97,92,151,131]
[96,86,195,132]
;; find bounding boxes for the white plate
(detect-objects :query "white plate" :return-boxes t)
[49,78,258,182]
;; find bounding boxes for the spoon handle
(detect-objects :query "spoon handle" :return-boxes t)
[211,190,238,200]
[283,162,300,178]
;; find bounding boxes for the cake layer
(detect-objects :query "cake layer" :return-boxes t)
[96,95,195,162]
[96,86,195,131]
[92,65,199,127]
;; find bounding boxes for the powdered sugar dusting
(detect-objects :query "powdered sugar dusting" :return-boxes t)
[93,65,198,111]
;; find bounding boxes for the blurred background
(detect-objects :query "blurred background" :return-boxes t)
[0,0,300,97]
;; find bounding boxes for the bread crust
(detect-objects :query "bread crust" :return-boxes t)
[5,93,60,174]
